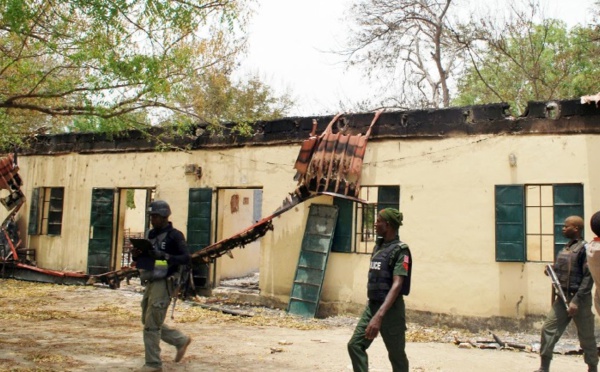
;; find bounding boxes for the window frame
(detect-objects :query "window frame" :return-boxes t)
[28,187,65,236]
[332,185,400,254]
[495,183,583,263]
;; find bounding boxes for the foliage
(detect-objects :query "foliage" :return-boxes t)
[342,0,600,114]
[126,189,136,209]
[453,15,600,115]
[0,0,292,148]
[184,70,293,136]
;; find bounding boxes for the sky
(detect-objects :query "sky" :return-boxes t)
[238,0,598,117]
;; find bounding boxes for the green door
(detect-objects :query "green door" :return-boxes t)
[187,188,212,288]
[288,204,338,318]
[87,188,115,275]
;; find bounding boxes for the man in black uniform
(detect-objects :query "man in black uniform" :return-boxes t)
[132,200,192,372]
[535,215,597,372]
[347,208,412,372]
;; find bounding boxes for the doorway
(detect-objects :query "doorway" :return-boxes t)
[87,187,154,275]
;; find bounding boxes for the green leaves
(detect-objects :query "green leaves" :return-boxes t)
[453,18,600,115]
[343,0,600,114]
[0,0,291,148]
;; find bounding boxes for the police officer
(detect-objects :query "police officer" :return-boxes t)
[347,208,411,372]
[132,200,192,372]
[535,215,597,372]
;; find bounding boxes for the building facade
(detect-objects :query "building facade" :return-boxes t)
[4,99,600,320]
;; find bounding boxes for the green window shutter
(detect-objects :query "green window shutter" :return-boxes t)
[47,187,64,236]
[495,185,525,262]
[187,188,212,253]
[553,184,584,258]
[28,188,41,235]
[377,186,400,212]
[332,198,353,252]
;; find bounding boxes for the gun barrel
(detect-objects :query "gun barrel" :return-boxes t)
[545,264,570,311]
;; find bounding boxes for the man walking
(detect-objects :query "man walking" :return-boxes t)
[586,211,600,316]
[132,200,193,372]
[535,215,597,372]
[348,208,412,372]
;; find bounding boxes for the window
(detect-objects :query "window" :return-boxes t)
[28,187,65,236]
[495,184,583,262]
[331,185,400,254]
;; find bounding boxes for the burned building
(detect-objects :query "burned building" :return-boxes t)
[3,99,600,320]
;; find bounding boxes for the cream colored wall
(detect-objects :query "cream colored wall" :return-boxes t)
[359,134,596,317]
[214,188,261,283]
[12,133,600,318]
[259,195,333,304]
[17,146,299,275]
[586,136,600,216]
[322,252,369,306]
[260,134,600,318]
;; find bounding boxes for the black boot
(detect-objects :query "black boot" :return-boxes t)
[534,356,551,372]
[588,365,598,372]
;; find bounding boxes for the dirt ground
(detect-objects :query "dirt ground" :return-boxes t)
[0,278,590,372]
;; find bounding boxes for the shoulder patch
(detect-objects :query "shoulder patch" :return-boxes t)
[403,254,410,271]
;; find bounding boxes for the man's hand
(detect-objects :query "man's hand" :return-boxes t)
[365,314,383,340]
[567,302,579,317]
[131,248,143,259]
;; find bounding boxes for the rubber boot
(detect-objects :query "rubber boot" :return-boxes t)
[588,365,598,372]
[534,356,550,372]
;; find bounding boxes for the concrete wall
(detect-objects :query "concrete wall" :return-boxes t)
[16,146,298,278]
[9,131,600,319]
[258,134,600,318]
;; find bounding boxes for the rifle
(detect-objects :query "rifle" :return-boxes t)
[169,265,191,320]
[545,264,570,311]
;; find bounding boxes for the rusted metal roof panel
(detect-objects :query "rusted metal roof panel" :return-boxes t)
[293,111,382,198]
[0,154,20,191]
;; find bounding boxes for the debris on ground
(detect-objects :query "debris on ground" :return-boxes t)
[0,276,588,358]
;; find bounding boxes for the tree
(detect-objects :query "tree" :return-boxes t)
[453,6,600,115]
[342,0,600,114]
[342,0,464,110]
[0,0,291,149]
[171,67,293,137]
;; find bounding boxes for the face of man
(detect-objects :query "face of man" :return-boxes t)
[150,214,168,229]
[375,215,389,236]
[562,218,579,240]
